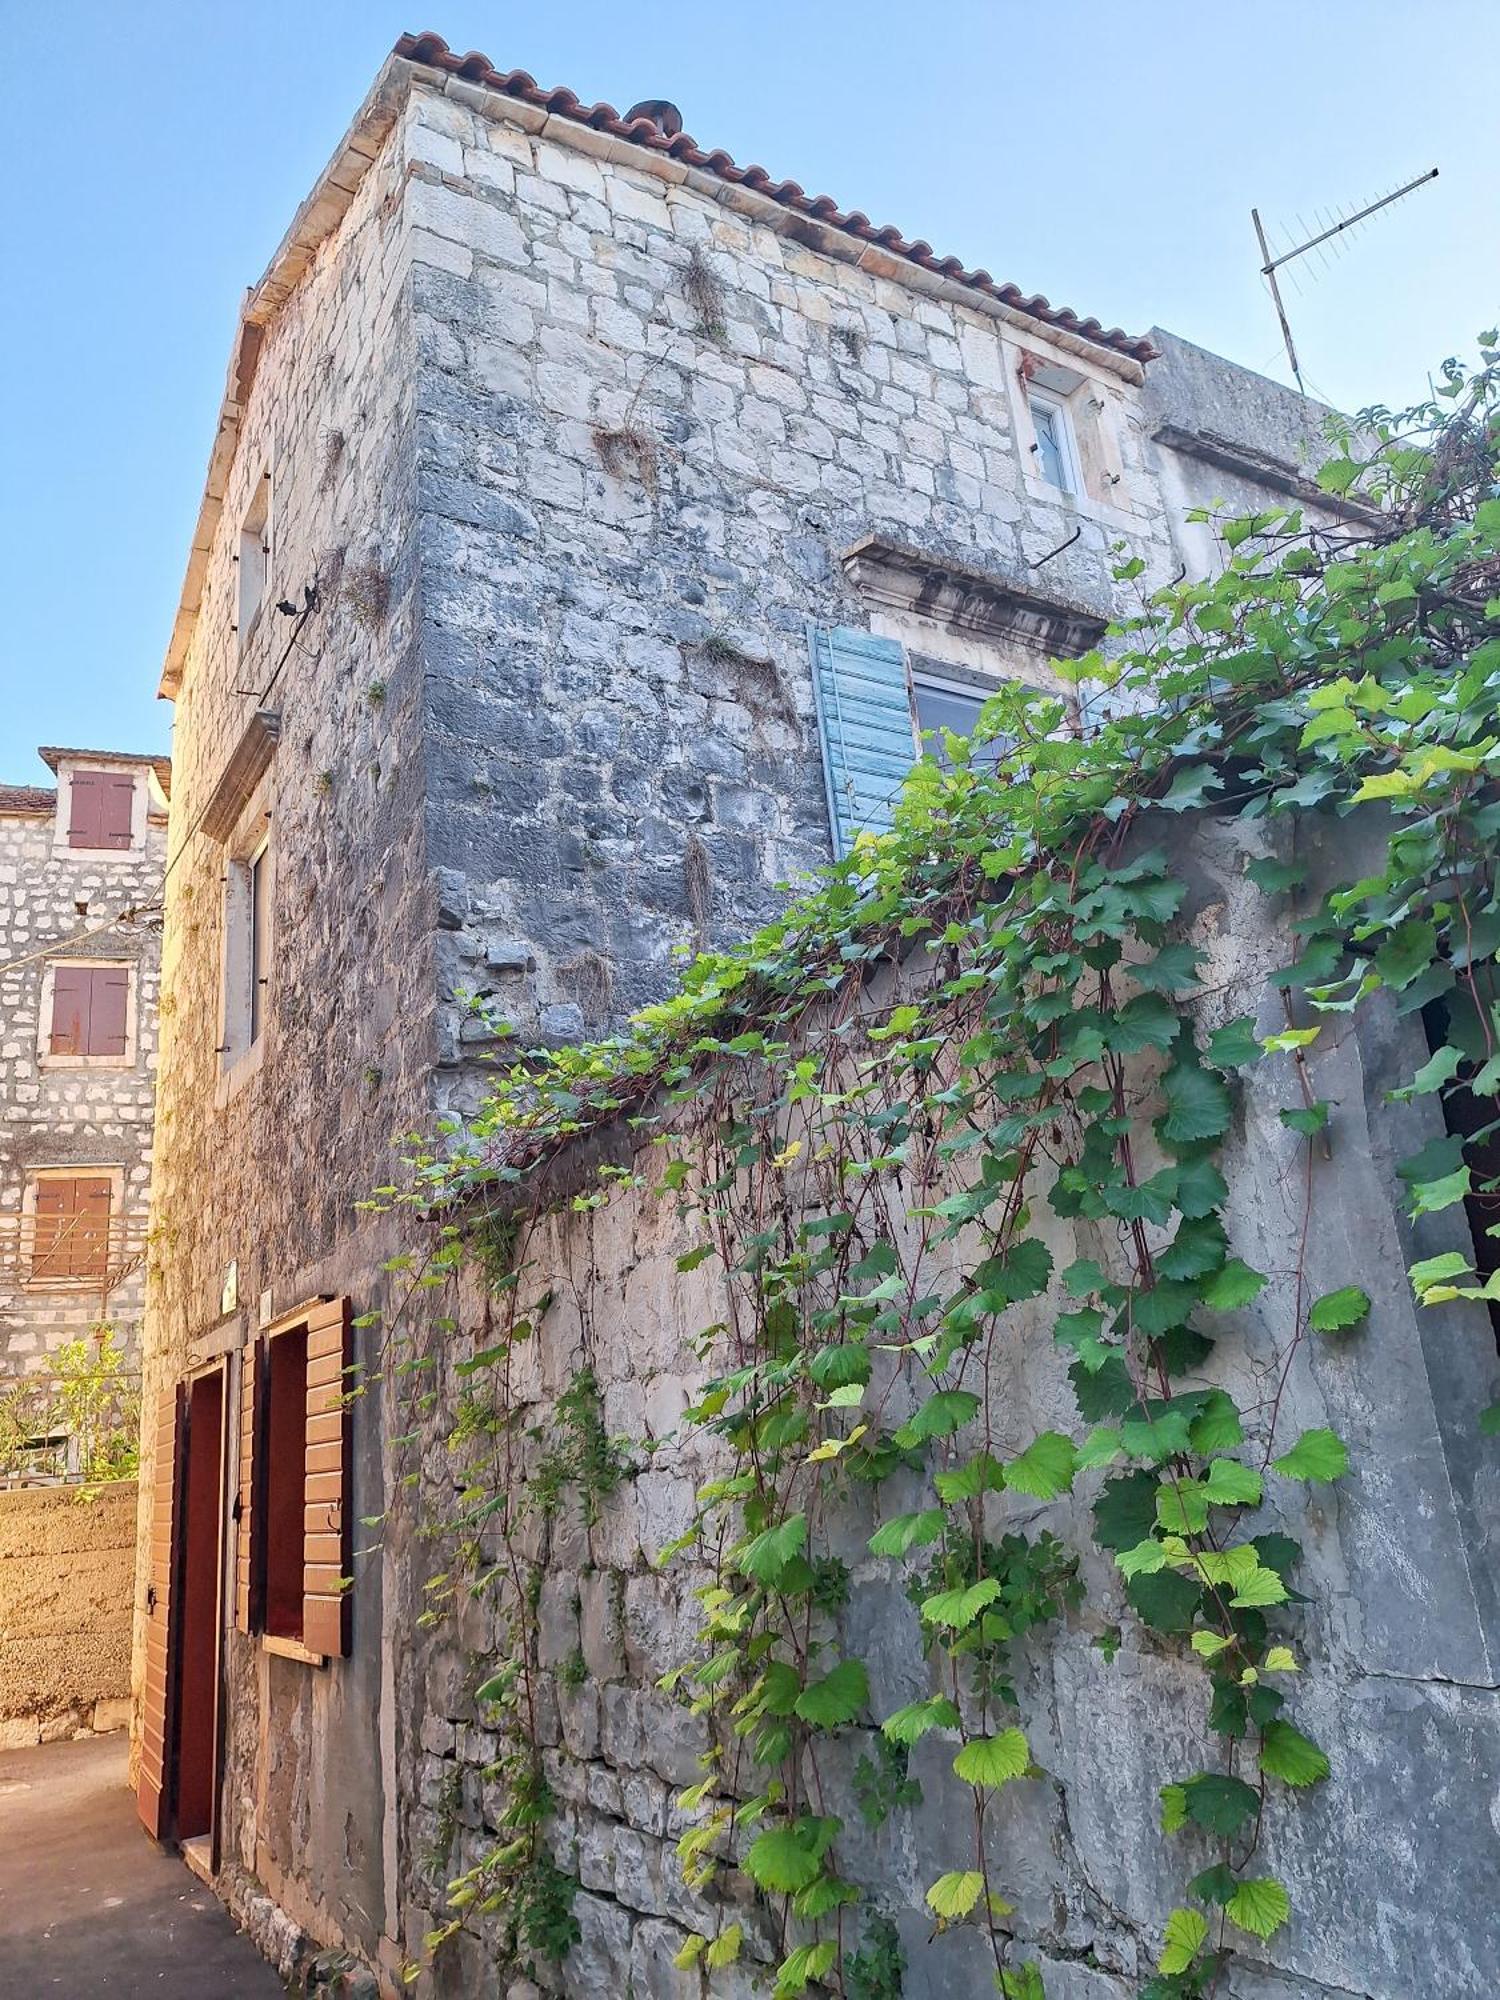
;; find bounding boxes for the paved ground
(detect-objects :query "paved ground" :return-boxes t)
[0,1733,286,1996]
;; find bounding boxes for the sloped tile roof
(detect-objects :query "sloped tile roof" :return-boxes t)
[395,31,1156,363]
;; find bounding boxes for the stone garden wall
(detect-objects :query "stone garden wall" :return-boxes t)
[405,811,1500,2000]
[0,1480,135,1747]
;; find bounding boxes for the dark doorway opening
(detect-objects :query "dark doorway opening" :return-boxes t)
[1422,995,1500,1355]
[172,1370,224,1842]
[263,1326,307,1642]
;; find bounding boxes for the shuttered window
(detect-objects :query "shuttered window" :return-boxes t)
[807,625,917,857]
[49,964,130,1058]
[31,1175,113,1281]
[68,770,135,850]
[239,1297,352,1660]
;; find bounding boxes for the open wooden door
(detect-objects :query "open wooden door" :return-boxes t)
[136,1367,227,1846]
[137,1384,184,1840]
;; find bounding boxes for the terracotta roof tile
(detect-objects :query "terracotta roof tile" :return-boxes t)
[395,32,1156,364]
[0,784,57,816]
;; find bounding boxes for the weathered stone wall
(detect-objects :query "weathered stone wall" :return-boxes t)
[0,796,163,1376]
[406,810,1500,2000]
[394,82,1322,1109]
[136,82,439,1980]
[0,1479,136,1746]
[137,50,1374,1997]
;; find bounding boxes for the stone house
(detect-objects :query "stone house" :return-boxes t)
[130,30,1361,1992]
[0,747,166,1471]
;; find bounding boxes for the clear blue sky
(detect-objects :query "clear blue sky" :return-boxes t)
[1,2,1493,783]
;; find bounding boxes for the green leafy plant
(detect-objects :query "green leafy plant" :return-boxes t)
[378,344,1500,1995]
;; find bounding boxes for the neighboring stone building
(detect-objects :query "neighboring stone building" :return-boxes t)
[131,31,1361,1995]
[0,750,166,1423]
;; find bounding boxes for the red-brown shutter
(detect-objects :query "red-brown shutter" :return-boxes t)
[68,771,134,849]
[98,774,135,847]
[235,1341,261,1633]
[68,772,102,848]
[137,1385,184,1840]
[49,966,89,1055]
[302,1296,352,1658]
[32,1176,109,1280]
[90,967,130,1056]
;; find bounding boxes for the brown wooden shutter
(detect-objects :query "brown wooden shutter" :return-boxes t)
[49,967,89,1055]
[235,1341,261,1634]
[68,772,102,848]
[98,774,135,847]
[32,1176,109,1280]
[68,771,134,849]
[90,966,130,1056]
[302,1296,352,1658]
[137,1385,184,1840]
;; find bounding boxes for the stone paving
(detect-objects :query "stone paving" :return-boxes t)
[0,1733,284,1996]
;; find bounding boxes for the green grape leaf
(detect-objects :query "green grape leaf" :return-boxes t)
[1159,1062,1233,1144]
[1005,1430,1077,1499]
[773,1939,837,1995]
[1229,1565,1289,1608]
[1225,1876,1291,1939]
[738,1514,808,1586]
[745,1825,824,1895]
[1182,1772,1259,1836]
[895,1389,980,1446]
[1128,1568,1203,1632]
[882,1696,960,1745]
[1093,1470,1161,1551]
[952,1727,1031,1788]
[1258,1719,1330,1787]
[1188,1389,1244,1453]
[921,1577,1002,1630]
[868,1509,945,1557]
[1271,1427,1349,1483]
[1245,856,1306,896]
[1203,1458,1263,1507]
[925,1870,984,1921]
[1201,1259,1268,1311]
[794,1659,869,1729]
[1159,1906,1209,1975]
[1308,1286,1370,1333]
[1206,1015,1263,1069]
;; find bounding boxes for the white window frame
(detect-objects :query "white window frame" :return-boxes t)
[237,469,272,656]
[1026,387,1083,498]
[49,762,149,859]
[218,785,273,1104]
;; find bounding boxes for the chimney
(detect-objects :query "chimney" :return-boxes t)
[624,98,683,139]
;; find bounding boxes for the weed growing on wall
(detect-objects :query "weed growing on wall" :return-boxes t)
[383,347,1500,1995]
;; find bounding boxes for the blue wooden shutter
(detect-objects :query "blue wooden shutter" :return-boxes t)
[808,625,915,858]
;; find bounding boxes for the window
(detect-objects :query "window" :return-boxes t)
[1028,391,1078,495]
[48,963,131,1060]
[238,1297,353,1661]
[68,769,135,850]
[30,1174,113,1282]
[237,473,271,652]
[222,829,272,1070]
[911,674,1010,771]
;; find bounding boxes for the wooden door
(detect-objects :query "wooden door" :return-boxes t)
[137,1385,184,1840]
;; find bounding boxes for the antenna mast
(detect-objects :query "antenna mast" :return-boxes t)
[1252,167,1439,394]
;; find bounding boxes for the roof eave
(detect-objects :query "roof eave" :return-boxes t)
[156,56,411,701]
[158,40,1155,702]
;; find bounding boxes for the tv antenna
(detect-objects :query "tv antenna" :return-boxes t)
[1252,167,1438,394]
